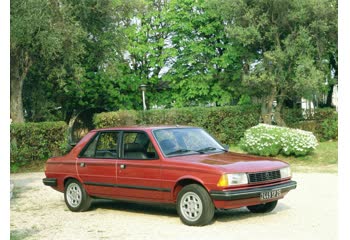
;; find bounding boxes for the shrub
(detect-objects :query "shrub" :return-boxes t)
[10,121,68,172]
[319,113,338,141]
[282,107,338,141]
[240,124,318,157]
[93,110,138,128]
[94,105,261,144]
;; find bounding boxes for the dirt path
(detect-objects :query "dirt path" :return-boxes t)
[10,172,337,240]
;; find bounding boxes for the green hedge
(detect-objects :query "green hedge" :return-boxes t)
[282,108,338,141]
[94,105,261,144]
[10,121,68,172]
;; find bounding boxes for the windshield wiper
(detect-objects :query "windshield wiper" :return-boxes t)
[166,149,194,155]
[196,147,227,153]
[167,147,226,156]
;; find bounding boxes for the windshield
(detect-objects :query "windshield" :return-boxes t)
[153,128,226,157]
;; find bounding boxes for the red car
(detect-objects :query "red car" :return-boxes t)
[43,126,297,226]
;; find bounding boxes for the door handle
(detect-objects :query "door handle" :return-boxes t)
[80,162,86,167]
[120,164,126,169]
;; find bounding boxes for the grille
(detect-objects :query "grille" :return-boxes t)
[248,170,281,183]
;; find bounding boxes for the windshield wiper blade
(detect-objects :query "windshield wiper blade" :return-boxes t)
[167,147,226,156]
[166,149,193,155]
[196,147,226,153]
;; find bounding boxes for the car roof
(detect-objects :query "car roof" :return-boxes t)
[94,125,198,132]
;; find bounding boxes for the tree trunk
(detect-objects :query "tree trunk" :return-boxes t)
[326,83,334,107]
[274,99,286,126]
[10,49,31,123]
[260,88,276,125]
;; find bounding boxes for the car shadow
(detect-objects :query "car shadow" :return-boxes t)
[89,199,291,224]
[215,202,291,223]
[90,199,178,218]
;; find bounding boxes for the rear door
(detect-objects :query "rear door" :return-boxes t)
[77,131,120,197]
[116,131,165,200]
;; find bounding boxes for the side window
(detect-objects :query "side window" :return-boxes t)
[81,131,119,159]
[122,132,158,160]
[81,134,99,158]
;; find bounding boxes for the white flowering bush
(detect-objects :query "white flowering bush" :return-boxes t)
[240,124,318,157]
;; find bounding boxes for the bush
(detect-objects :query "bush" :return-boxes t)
[10,121,68,172]
[320,113,338,141]
[282,107,338,141]
[240,124,318,157]
[93,110,138,128]
[94,105,261,144]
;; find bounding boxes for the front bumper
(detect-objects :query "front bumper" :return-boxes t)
[42,178,57,187]
[210,180,297,201]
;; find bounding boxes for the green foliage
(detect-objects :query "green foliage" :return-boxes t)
[319,112,338,141]
[10,122,68,172]
[11,0,87,121]
[93,110,139,128]
[161,0,243,107]
[121,0,174,108]
[12,0,337,127]
[93,105,260,144]
[240,124,318,157]
[14,0,143,122]
[213,0,337,124]
[282,108,338,141]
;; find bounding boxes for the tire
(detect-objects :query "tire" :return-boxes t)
[247,200,278,213]
[64,179,92,212]
[176,184,215,226]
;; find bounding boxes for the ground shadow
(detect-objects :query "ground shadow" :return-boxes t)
[89,198,291,224]
[215,202,291,223]
[90,198,178,218]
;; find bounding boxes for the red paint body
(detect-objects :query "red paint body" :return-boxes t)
[44,126,296,210]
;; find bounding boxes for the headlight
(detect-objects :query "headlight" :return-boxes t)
[217,173,248,187]
[280,166,292,178]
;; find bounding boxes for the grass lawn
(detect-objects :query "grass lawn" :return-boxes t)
[230,141,338,173]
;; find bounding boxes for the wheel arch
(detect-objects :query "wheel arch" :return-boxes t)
[172,176,209,201]
[63,176,81,187]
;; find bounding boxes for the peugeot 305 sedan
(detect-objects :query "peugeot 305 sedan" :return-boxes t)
[43,126,297,226]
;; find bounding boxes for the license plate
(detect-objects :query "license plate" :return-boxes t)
[260,189,282,200]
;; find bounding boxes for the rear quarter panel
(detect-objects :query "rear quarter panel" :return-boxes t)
[44,131,97,192]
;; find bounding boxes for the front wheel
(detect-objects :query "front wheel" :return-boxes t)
[176,184,215,226]
[247,200,278,213]
[64,179,92,212]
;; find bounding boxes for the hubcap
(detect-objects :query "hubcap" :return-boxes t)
[180,192,203,222]
[66,183,82,208]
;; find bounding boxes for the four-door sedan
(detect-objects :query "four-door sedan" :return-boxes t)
[43,126,297,226]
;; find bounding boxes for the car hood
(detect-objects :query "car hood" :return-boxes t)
[169,152,288,173]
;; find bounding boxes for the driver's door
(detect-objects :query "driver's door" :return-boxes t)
[116,131,164,200]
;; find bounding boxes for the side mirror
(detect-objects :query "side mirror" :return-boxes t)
[223,144,229,151]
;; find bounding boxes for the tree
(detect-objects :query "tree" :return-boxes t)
[17,0,144,122]
[122,0,245,108]
[214,0,338,125]
[11,0,86,122]
[162,0,244,107]
[120,0,175,109]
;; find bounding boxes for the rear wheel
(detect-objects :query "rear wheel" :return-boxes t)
[247,200,278,213]
[64,179,92,212]
[176,184,215,226]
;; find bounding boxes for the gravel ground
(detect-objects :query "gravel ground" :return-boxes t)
[10,172,337,240]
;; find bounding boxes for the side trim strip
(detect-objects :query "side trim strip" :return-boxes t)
[84,181,171,193]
